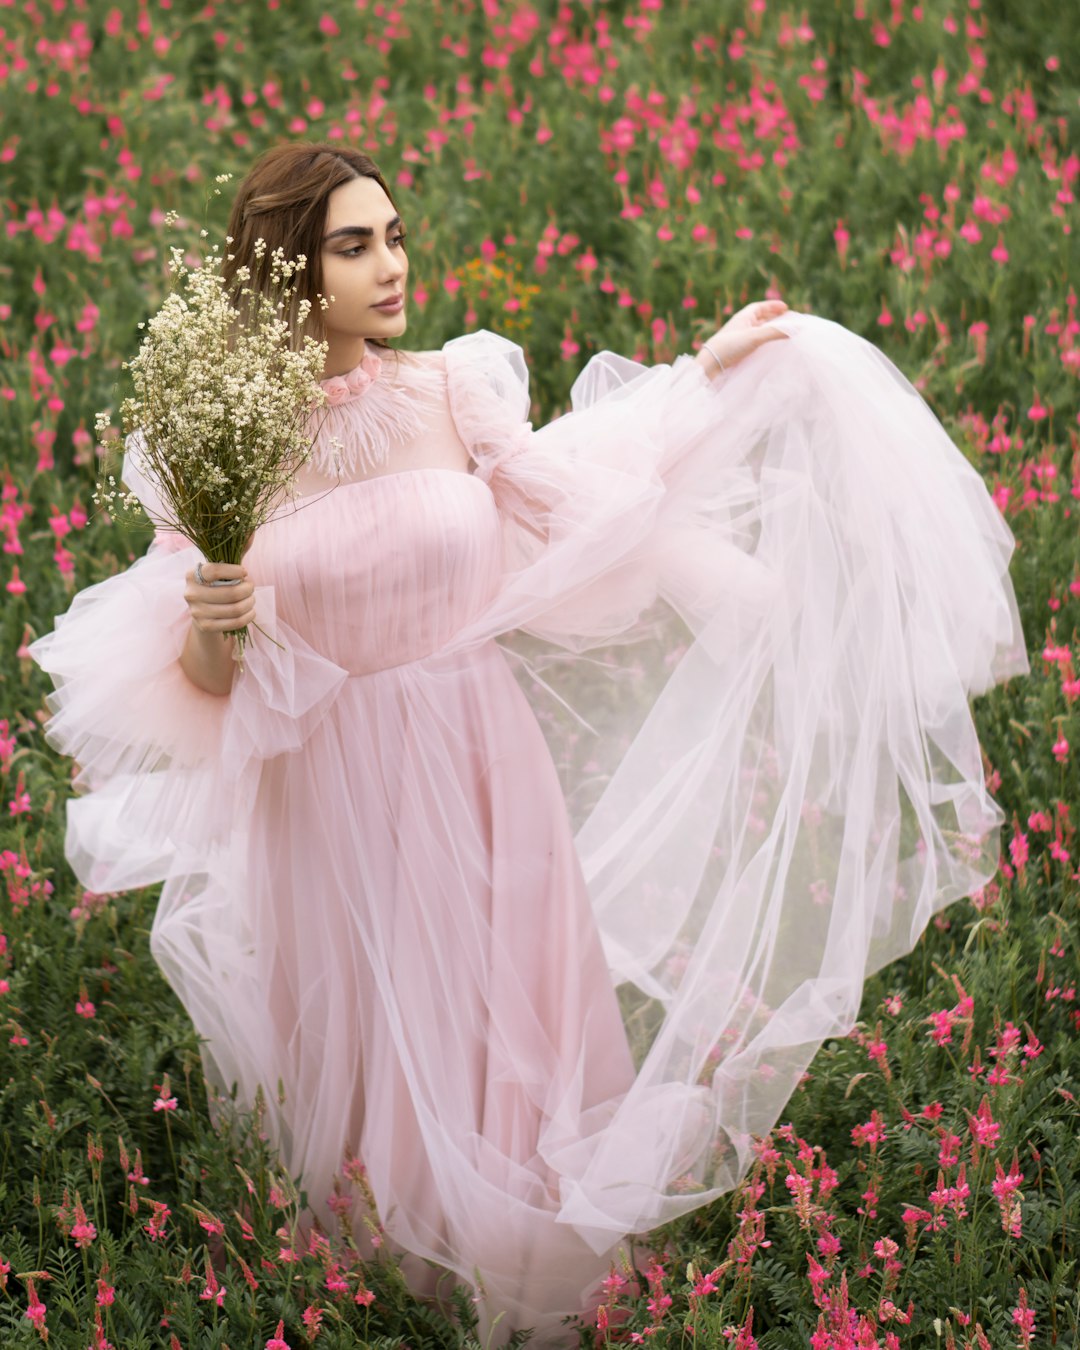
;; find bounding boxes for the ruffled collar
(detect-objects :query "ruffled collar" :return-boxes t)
[319,347,384,408]
[308,347,446,477]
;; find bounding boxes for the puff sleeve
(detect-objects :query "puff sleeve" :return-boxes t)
[28,440,349,893]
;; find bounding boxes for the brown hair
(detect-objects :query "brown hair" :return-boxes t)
[223,142,402,354]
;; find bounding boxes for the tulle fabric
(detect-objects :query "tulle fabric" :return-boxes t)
[29,312,1028,1345]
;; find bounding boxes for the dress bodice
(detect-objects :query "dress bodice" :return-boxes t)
[246,467,503,675]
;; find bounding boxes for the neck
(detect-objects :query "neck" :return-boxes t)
[323,336,368,379]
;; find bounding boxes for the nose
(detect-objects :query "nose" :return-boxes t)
[379,241,407,281]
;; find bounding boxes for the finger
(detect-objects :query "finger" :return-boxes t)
[195,562,247,585]
[753,300,788,323]
[217,595,257,620]
[195,604,257,632]
[193,594,256,622]
[206,580,254,603]
[186,588,255,618]
[188,577,247,598]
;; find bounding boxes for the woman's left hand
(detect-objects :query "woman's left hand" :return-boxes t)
[695,299,790,378]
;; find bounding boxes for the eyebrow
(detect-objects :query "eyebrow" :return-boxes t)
[323,215,402,243]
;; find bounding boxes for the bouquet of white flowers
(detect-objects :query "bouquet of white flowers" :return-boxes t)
[94,233,330,668]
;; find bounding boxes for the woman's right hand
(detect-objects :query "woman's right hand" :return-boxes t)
[183,562,257,636]
[695,299,790,378]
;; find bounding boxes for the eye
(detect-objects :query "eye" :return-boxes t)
[340,244,366,258]
[391,230,408,248]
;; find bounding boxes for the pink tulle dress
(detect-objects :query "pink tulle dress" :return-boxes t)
[29,313,1028,1344]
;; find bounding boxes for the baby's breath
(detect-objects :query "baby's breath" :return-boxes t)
[94,235,329,666]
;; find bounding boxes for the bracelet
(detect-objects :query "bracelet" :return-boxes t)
[701,341,726,374]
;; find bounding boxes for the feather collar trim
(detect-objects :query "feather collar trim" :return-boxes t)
[308,348,446,476]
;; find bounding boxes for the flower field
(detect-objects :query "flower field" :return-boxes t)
[1,0,1078,1346]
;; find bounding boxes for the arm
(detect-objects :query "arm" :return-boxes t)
[180,625,238,697]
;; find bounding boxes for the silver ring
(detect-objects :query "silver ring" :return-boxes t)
[195,560,242,587]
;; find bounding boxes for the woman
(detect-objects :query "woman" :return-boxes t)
[30,143,1028,1345]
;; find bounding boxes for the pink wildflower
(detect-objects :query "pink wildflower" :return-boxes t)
[143,1200,170,1241]
[71,1196,97,1249]
[1022,1028,1044,1060]
[901,1206,931,1246]
[991,1154,1025,1237]
[867,1037,890,1075]
[728,1201,770,1267]
[879,1299,913,1324]
[948,1163,971,1219]
[928,1007,956,1045]
[938,1129,962,1168]
[851,1109,887,1153]
[126,1148,149,1186]
[89,1306,114,1350]
[784,1164,815,1227]
[24,1277,47,1339]
[601,1267,628,1297]
[691,1264,722,1298]
[199,1261,225,1307]
[927,1171,953,1229]
[324,1262,348,1295]
[732,1307,758,1349]
[751,1136,782,1183]
[806,1251,830,1305]
[8,771,30,814]
[991,1022,1023,1059]
[968,1095,1001,1151]
[235,1255,259,1293]
[266,1320,291,1350]
[834,220,850,266]
[643,1257,672,1323]
[1011,1288,1036,1346]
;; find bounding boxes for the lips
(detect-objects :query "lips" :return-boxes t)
[373,295,404,311]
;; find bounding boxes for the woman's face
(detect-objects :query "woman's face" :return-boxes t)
[319,175,408,369]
